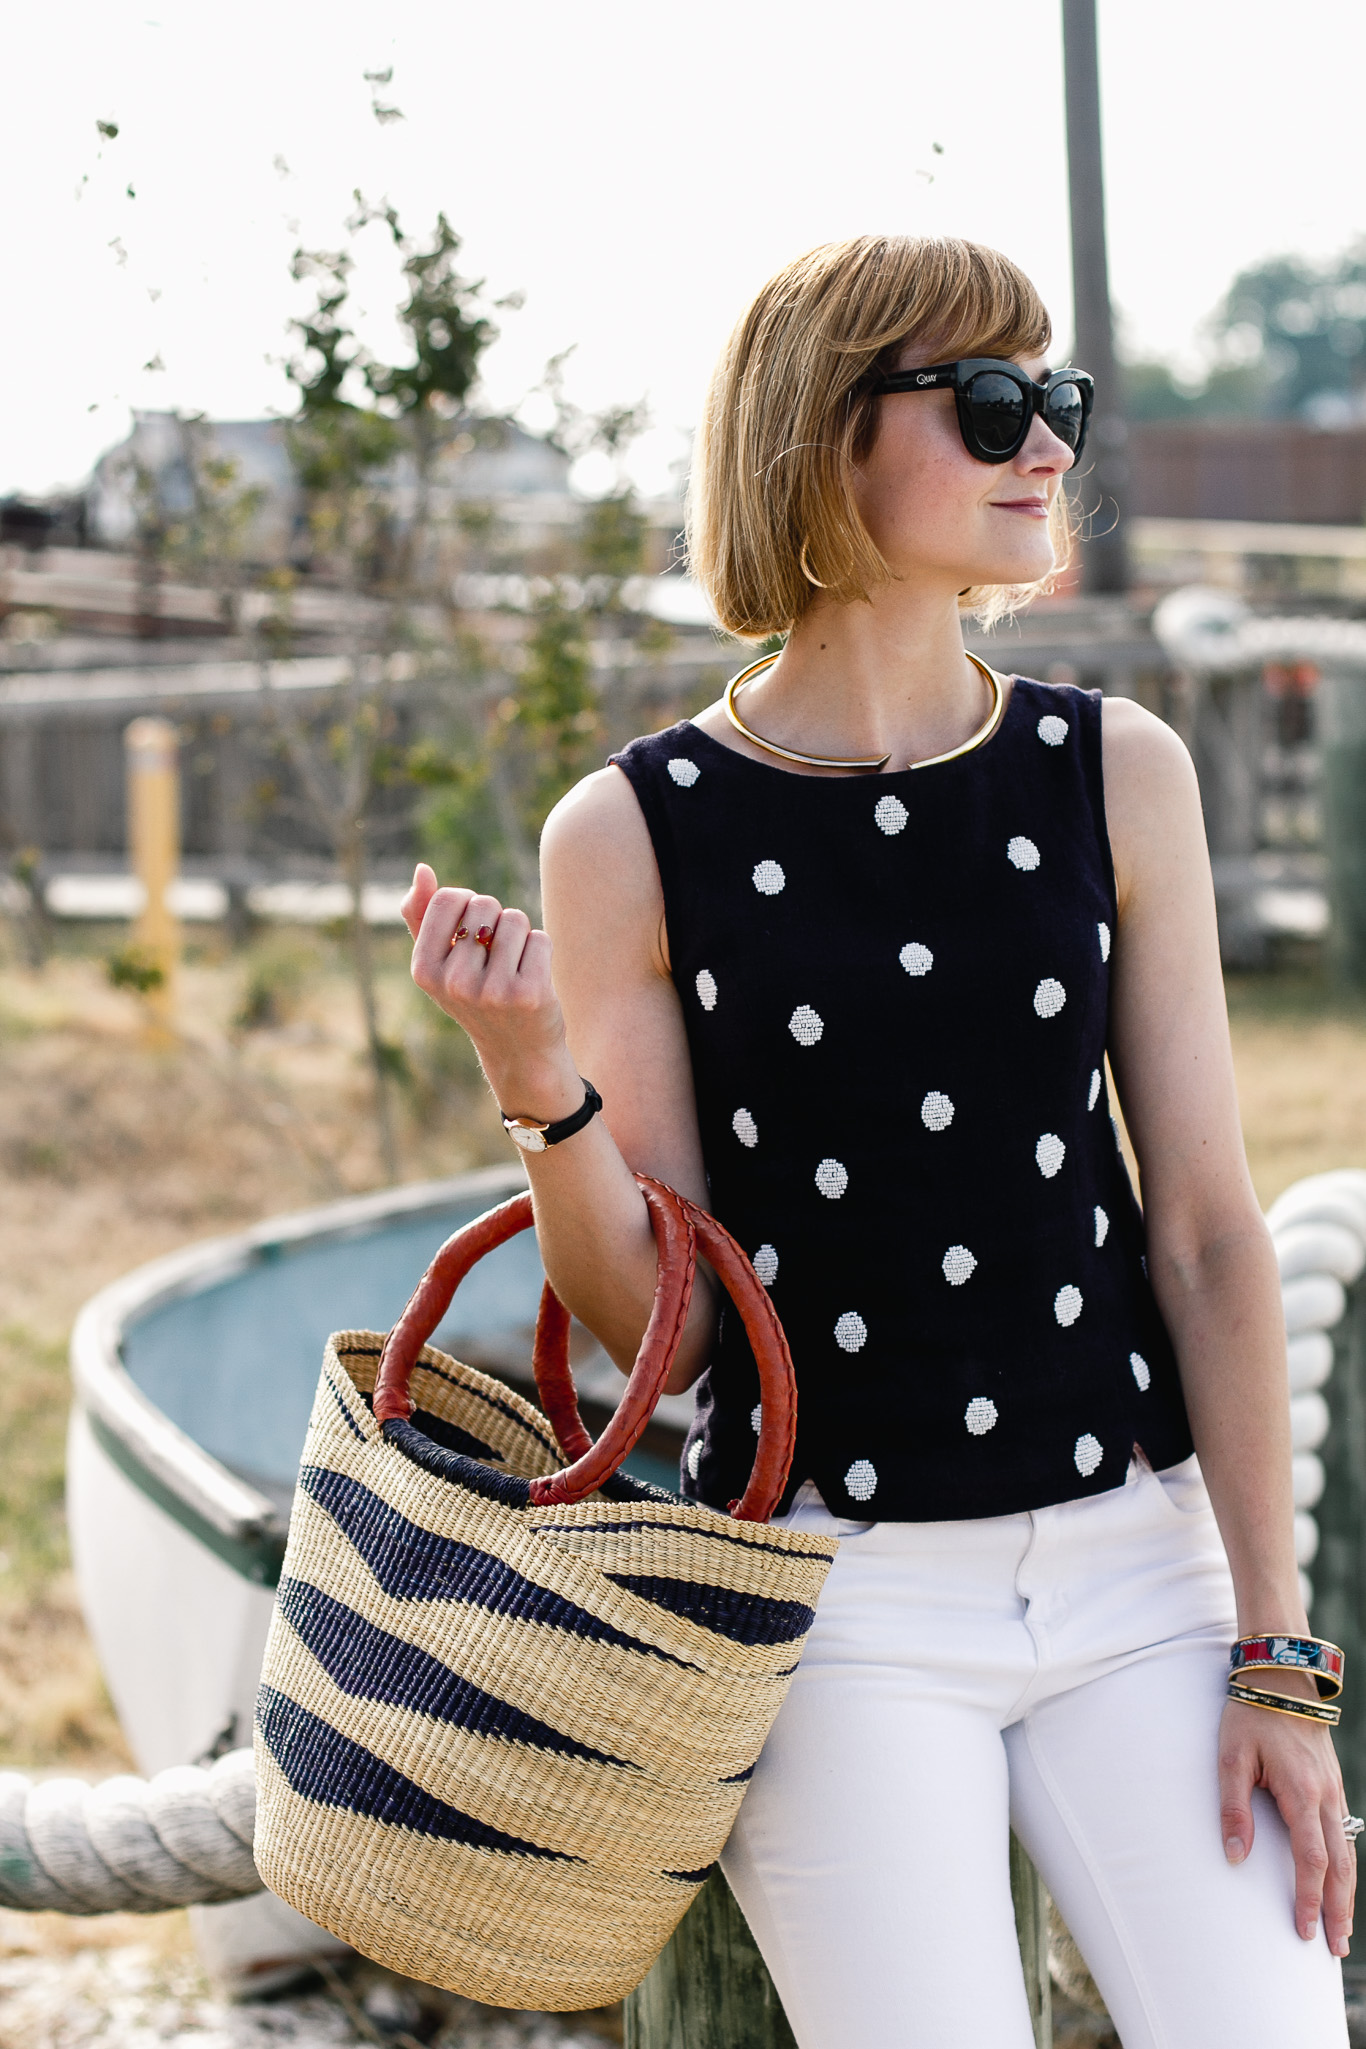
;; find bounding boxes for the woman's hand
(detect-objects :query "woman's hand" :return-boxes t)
[1219,1693,1355,1956]
[401,863,583,1122]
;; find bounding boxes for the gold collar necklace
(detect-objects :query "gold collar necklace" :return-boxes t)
[722,650,1006,772]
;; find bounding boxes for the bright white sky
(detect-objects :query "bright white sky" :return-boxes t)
[3,0,1364,500]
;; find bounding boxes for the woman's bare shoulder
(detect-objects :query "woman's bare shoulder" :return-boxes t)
[541,765,665,941]
[544,764,653,869]
[1099,692,1195,791]
[1099,694,1206,913]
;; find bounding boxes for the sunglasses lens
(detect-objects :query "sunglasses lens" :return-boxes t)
[1045,380,1085,450]
[965,372,1027,455]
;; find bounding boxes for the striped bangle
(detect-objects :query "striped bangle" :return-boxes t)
[1227,1679,1342,1726]
[1230,1634,1345,1701]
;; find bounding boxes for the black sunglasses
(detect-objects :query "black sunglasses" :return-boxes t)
[874,358,1094,467]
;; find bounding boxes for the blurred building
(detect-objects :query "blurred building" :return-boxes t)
[1130,420,1366,526]
[86,410,580,566]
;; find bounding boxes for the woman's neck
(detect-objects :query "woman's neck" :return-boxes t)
[732,588,991,773]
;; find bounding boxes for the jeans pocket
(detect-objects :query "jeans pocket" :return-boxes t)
[1154,1454,1213,1517]
[780,1484,877,1541]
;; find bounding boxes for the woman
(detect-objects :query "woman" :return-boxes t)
[403,236,1353,2046]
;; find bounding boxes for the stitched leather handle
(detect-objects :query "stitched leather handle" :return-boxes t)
[371,1176,798,1521]
[373,1190,537,1424]
[675,1192,798,1523]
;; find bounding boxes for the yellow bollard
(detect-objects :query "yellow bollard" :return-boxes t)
[124,716,181,1044]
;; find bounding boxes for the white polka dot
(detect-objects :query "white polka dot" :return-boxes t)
[834,1312,867,1353]
[1035,1133,1066,1179]
[874,794,909,836]
[751,1402,763,1433]
[1098,921,1111,963]
[815,1157,849,1199]
[899,941,934,977]
[752,859,786,895]
[1034,978,1067,1019]
[921,1091,955,1132]
[845,1459,878,1502]
[965,1396,998,1436]
[1074,1433,1103,1477]
[1088,1068,1102,1111]
[943,1244,977,1286]
[1094,1206,1110,1248]
[1140,1254,1148,1278]
[667,757,700,787]
[752,1243,779,1287]
[695,969,718,1011]
[686,1438,703,1478]
[1054,1284,1083,1327]
[789,1004,824,1047]
[732,1107,758,1148]
[1131,1351,1151,1391]
[1111,1115,1123,1152]
[1008,836,1041,871]
[1038,715,1069,747]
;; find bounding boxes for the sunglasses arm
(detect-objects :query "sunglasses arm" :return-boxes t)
[875,363,958,395]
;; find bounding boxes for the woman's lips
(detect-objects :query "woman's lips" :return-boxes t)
[991,498,1050,516]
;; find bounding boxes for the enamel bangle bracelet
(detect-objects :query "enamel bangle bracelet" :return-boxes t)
[1230,1635,1345,1701]
[1227,1679,1342,1726]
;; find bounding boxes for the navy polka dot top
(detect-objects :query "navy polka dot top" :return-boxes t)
[610,676,1192,1522]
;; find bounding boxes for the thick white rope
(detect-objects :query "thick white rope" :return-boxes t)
[1265,1170,1366,1612]
[0,1746,260,1913]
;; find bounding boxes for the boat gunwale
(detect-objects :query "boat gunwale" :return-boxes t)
[69,1164,530,1569]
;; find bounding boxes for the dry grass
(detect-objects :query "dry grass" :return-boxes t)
[1226,973,1366,1204]
[0,926,504,1774]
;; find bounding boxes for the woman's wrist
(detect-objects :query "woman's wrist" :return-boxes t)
[1230,1564,1311,1641]
[481,1048,585,1126]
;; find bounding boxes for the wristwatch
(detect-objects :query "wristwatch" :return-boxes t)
[502,1079,603,1154]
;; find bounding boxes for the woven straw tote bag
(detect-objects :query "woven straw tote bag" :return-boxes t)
[253,1176,838,2010]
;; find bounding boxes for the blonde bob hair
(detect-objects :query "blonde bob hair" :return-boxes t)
[687,235,1073,641]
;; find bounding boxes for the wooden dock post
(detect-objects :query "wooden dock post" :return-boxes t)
[1323,671,1366,987]
[124,716,181,1043]
[625,1838,1053,2049]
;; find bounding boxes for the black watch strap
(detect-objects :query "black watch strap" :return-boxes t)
[502,1079,603,1154]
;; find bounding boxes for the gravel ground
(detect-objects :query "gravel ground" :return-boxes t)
[0,1921,620,2049]
[0,1953,617,2049]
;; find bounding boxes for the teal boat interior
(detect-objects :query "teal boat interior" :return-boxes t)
[119,1191,683,1512]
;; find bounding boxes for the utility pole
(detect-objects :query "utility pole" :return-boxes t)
[1062,0,1127,594]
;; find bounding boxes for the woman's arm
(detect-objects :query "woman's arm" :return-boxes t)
[1103,695,1354,1959]
[403,764,716,1396]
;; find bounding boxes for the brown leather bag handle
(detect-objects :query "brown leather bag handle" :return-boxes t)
[371,1175,798,1522]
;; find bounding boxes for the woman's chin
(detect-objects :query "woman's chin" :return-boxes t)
[963,548,1056,591]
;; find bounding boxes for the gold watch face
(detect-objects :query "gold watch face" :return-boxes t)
[506,1121,548,1153]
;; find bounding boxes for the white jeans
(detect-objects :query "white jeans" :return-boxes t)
[721,1457,1348,2048]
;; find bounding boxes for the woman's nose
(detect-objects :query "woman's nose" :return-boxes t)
[1019,415,1077,475]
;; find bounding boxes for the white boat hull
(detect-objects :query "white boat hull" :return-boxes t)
[66,1404,349,1988]
[67,1408,275,1774]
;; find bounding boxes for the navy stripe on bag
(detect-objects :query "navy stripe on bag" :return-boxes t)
[277,1576,635,1767]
